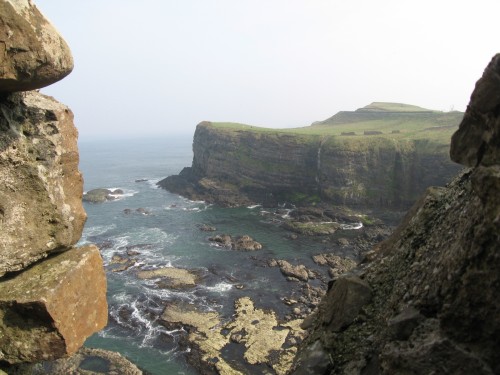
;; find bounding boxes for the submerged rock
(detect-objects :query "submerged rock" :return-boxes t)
[233,235,263,251]
[83,188,123,203]
[276,260,309,282]
[136,267,199,288]
[208,234,263,251]
[160,297,306,375]
[0,0,73,92]
[0,246,107,364]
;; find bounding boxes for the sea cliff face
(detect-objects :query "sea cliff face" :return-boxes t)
[291,54,500,375]
[159,110,463,209]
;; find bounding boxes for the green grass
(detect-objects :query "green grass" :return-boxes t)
[207,111,462,146]
[358,102,437,112]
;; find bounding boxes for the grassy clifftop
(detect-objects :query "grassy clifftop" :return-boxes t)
[160,104,463,208]
[210,102,464,147]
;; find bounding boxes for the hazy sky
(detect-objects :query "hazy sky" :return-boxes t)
[35,0,499,140]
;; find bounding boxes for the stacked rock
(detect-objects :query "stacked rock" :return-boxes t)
[0,0,108,366]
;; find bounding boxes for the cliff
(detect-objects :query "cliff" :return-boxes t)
[0,0,108,368]
[159,105,463,209]
[291,55,500,374]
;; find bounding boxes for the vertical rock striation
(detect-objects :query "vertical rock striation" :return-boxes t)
[291,54,500,374]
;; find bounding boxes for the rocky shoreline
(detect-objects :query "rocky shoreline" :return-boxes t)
[89,201,393,374]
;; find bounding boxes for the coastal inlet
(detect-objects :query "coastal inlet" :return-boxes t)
[77,138,389,375]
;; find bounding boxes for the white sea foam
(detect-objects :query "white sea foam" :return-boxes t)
[146,178,161,189]
[340,222,363,230]
[203,282,233,293]
[247,204,262,209]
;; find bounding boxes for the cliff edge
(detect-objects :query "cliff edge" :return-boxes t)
[291,55,500,374]
[159,106,462,209]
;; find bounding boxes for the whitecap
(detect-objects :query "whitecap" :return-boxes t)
[340,222,363,230]
[202,282,233,293]
[247,204,262,209]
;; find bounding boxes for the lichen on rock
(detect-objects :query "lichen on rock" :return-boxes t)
[0,245,108,364]
[0,91,86,276]
[0,0,73,92]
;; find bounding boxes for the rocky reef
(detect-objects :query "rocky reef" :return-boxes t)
[0,0,109,370]
[291,54,500,374]
[159,106,463,209]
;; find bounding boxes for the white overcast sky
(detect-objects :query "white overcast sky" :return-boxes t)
[35,0,499,140]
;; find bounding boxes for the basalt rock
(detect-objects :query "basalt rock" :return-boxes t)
[0,91,86,276]
[0,246,108,364]
[0,0,73,92]
[291,55,500,375]
[159,111,463,209]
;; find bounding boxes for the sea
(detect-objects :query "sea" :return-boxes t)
[77,136,359,375]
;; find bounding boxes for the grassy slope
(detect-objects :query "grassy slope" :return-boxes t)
[209,103,464,151]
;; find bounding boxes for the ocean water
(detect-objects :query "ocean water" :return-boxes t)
[77,137,354,374]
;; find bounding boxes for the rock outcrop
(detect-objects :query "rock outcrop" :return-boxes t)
[159,108,463,209]
[0,0,107,369]
[0,0,73,92]
[291,55,500,374]
[0,91,86,276]
[0,245,107,364]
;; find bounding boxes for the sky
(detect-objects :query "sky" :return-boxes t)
[35,0,500,140]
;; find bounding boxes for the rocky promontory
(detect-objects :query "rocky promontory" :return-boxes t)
[291,54,500,375]
[0,0,108,370]
[159,105,463,209]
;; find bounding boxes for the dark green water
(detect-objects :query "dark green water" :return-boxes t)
[78,137,356,374]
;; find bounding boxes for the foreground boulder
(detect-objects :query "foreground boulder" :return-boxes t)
[0,0,73,92]
[0,245,108,364]
[292,54,500,374]
[0,91,86,276]
[7,347,143,374]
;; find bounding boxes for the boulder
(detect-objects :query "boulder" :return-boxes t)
[83,188,122,203]
[208,234,233,247]
[277,260,309,282]
[8,347,143,375]
[232,235,262,251]
[136,267,199,288]
[0,0,73,92]
[0,91,86,276]
[0,245,108,364]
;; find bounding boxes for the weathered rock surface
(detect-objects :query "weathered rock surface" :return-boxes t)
[291,55,500,375]
[6,347,143,375]
[160,297,306,375]
[276,260,309,282]
[0,245,108,364]
[0,91,86,276]
[159,111,462,208]
[209,233,263,251]
[83,188,123,203]
[0,0,73,92]
[136,266,199,288]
